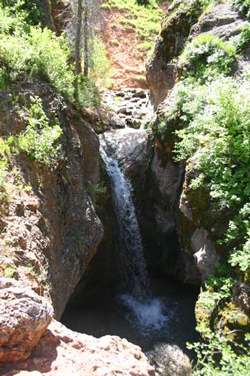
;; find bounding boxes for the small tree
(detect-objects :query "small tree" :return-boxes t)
[67,0,100,102]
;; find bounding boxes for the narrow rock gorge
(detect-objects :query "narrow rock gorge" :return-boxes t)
[1,0,250,375]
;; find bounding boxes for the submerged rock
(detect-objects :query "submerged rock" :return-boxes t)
[0,278,53,362]
[147,343,192,376]
[1,320,157,376]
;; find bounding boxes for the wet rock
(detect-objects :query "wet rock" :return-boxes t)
[148,343,192,376]
[0,278,53,362]
[1,320,157,376]
[100,128,150,178]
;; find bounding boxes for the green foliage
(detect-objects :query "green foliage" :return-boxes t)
[4,266,16,278]
[0,0,42,25]
[229,233,250,271]
[110,39,119,46]
[0,158,8,187]
[78,36,113,105]
[179,34,236,81]
[90,36,113,86]
[234,23,250,52]
[233,0,250,17]
[174,76,250,273]
[87,181,107,202]
[0,13,75,99]
[188,332,250,376]
[137,41,152,51]
[0,136,16,187]
[18,96,62,165]
[0,6,25,34]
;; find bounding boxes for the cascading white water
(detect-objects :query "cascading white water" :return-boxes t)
[100,132,169,335]
[101,150,149,298]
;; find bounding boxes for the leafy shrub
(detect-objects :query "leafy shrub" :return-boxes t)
[88,36,113,89]
[188,332,250,376]
[234,22,250,52]
[179,34,237,80]
[233,0,250,18]
[18,96,62,165]
[1,0,42,26]
[173,76,250,273]
[0,6,25,34]
[0,23,75,100]
[27,28,75,100]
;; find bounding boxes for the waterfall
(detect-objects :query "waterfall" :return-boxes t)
[100,147,149,299]
[100,131,169,336]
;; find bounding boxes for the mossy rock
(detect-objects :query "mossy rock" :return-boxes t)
[195,290,216,336]
[214,302,250,343]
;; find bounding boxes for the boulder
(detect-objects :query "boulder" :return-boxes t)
[0,278,53,362]
[1,320,156,376]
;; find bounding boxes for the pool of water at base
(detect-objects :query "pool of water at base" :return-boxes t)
[61,277,199,358]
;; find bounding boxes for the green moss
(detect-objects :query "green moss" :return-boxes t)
[4,266,17,278]
[215,302,250,342]
[109,39,119,46]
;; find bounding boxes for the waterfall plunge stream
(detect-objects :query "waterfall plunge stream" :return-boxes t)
[100,132,169,336]
[61,128,198,363]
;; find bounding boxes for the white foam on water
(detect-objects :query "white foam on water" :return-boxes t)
[119,294,169,336]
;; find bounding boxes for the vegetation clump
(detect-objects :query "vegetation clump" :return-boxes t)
[155,0,250,366]
[0,4,112,105]
[18,96,63,165]
[179,34,237,81]
[233,0,250,18]
[234,22,250,52]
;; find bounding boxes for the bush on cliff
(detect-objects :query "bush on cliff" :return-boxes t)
[18,96,63,165]
[233,0,250,18]
[166,74,250,374]
[179,34,236,81]
[0,6,111,105]
[174,76,250,271]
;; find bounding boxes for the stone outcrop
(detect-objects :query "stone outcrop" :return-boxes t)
[1,320,157,376]
[0,278,53,362]
[146,0,202,107]
[189,2,247,41]
[146,1,246,108]
[0,80,103,319]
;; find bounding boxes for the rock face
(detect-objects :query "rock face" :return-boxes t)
[146,1,245,108]
[189,2,247,41]
[0,80,103,319]
[1,320,156,376]
[146,0,201,107]
[0,278,53,362]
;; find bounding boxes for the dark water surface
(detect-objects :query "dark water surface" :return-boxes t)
[61,277,199,355]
